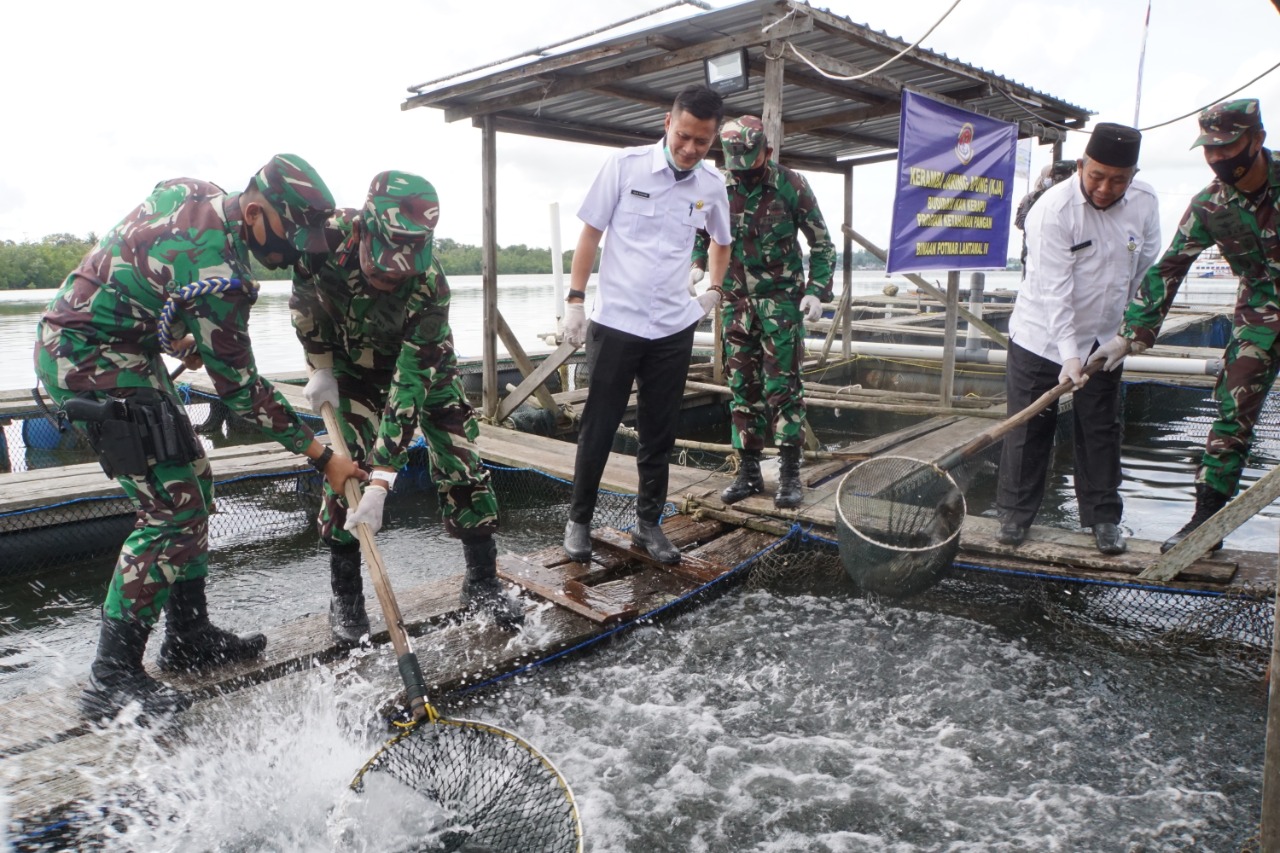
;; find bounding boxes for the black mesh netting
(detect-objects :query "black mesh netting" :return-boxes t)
[351,718,582,853]
[834,455,966,597]
[742,533,1274,665]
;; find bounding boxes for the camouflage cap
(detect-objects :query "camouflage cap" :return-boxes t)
[1192,99,1263,148]
[360,170,439,275]
[1049,159,1077,180]
[252,154,336,253]
[720,115,768,171]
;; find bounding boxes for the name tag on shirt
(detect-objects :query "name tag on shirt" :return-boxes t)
[1070,240,1093,253]
[630,189,650,199]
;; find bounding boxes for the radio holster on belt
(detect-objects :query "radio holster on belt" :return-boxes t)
[62,389,203,479]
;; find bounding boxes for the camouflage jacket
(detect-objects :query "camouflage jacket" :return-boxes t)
[37,178,313,453]
[1122,149,1280,348]
[692,162,836,301]
[290,209,455,471]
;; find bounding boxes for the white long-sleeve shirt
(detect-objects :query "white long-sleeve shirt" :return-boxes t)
[1008,175,1161,364]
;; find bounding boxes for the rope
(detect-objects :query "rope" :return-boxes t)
[157,277,259,359]
[785,0,963,82]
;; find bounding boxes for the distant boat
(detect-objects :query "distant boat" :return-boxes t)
[1189,247,1232,279]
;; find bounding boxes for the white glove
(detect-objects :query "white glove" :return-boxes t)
[304,367,339,412]
[564,303,587,348]
[800,294,823,324]
[695,289,721,317]
[1057,356,1085,388]
[344,484,387,535]
[688,266,705,297]
[1088,335,1137,372]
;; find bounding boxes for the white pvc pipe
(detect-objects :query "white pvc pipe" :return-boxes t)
[550,202,564,320]
[692,334,1222,377]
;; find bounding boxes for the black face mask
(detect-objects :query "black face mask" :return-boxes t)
[738,165,768,186]
[1209,141,1260,186]
[247,218,302,269]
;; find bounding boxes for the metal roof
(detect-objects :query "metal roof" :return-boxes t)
[401,0,1093,174]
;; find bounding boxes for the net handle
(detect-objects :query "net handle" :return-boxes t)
[935,359,1103,472]
[321,402,433,723]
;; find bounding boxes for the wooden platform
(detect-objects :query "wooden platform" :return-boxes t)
[1,513,778,830]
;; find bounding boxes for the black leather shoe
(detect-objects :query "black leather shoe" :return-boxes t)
[1093,522,1127,556]
[632,520,681,564]
[996,521,1027,547]
[563,520,592,563]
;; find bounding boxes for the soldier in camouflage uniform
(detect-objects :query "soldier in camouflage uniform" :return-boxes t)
[1095,99,1278,554]
[34,154,363,722]
[691,116,835,509]
[291,170,523,636]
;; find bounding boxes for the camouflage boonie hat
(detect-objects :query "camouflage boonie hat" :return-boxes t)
[721,115,768,171]
[252,153,336,253]
[361,170,439,275]
[1192,99,1263,148]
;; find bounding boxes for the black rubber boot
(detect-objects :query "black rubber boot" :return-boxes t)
[81,609,192,721]
[461,536,524,631]
[632,519,681,564]
[157,577,267,672]
[563,520,592,563]
[328,541,370,645]
[721,450,764,504]
[1160,483,1230,554]
[774,445,803,509]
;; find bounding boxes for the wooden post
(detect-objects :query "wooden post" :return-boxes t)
[842,165,853,363]
[481,116,499,420]
[940,270,959,406]
[761,41,784,155]
[1263,542,1280,850]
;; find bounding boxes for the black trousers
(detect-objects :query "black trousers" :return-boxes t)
[996,341,1124,529]
[569,320,697,525]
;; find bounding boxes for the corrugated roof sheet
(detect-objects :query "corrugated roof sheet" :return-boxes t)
[403,0,1092,172]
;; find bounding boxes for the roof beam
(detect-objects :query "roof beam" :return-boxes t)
[440,29,779,123]
[403,35,661,110]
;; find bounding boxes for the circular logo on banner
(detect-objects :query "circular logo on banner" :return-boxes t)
[955,123,975,165]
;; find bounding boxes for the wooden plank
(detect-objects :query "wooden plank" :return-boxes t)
[1141,464,1280,581]
[497,553,638,624]
[590,526,728,585]
[496,339,577,422]
[494,310,561,416]
[960,516,1237,584]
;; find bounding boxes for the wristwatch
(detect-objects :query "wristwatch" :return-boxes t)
[309,445,334,473]
[566,289,586,302]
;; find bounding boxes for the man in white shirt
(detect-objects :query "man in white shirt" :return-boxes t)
[996,122,1161,554]
[562,84,733,564]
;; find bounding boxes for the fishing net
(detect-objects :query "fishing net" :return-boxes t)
[835,455,966,597]
[351,717,583,853]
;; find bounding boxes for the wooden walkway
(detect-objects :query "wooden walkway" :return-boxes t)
[3,368,1276,833]
[2,513,776,830]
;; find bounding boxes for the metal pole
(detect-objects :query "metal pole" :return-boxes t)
[940,270,959,405]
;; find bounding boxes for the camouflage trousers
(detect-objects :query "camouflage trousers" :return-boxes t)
[319,360,498,546]
[40,380,211,627]
[1199,323,1280,497]
[719,294,807,452]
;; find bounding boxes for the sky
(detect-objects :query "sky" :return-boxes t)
[2,0,1278,261]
